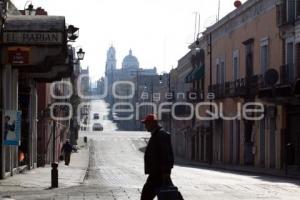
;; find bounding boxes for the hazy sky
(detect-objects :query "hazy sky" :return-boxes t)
[11,0,244,81]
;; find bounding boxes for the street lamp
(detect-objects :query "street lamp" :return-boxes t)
[76,48,85,60]
[24,2,36,15]
[67,25,79,42]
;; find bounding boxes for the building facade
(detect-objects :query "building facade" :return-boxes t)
[167,0,300,176]
[1,1,79,179]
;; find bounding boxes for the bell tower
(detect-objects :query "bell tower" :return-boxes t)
[105,46,116,75]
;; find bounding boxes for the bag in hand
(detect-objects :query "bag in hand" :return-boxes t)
[59,155,64,161]
[156,186,184,200]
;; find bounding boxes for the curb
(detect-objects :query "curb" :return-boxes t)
[82,139,91,183]
[175,157,300,180]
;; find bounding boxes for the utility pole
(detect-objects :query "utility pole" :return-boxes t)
[208,33,213,165]
[134,70,140,130]
[0,0,7,180]
[217,0,220,21]
[168,72,172,132]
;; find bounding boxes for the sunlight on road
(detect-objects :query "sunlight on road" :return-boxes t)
[89,100,118,131]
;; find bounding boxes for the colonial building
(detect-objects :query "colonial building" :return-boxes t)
[1,1,79,179]
[168,0,300,177]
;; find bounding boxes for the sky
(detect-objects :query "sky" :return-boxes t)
[11,0,244,81]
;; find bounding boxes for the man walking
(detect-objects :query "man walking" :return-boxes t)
[61,139,75,166]
[141,114,174,200]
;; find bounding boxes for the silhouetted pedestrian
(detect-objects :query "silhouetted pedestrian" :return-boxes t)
[140,114,174,200]
[61,139,76,166]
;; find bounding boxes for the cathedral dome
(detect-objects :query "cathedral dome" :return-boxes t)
[122,49,139,69]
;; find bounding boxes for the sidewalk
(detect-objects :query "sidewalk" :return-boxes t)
[175,156,300,179]
[0,137,89,192]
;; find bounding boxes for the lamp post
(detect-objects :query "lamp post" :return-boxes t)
[145,76,154,112]
[131,70,142,129]
[168,72,172,132]
[207,33,213,165]
[69,47,85,144]
[0,0,7,180]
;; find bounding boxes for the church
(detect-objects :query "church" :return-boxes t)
[105,46,157,84]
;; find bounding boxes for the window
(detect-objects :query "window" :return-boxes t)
[287,0,296,23]
[297,0,300,18]
[233,50,239,80]
[286,40,295,81]
[260,38,269,75]
[220,60,225,84]
[216,58,225,84]
[287,41,294,65]
[216,58,219,84]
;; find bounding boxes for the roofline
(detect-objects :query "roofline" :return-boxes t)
[203,0,262,34]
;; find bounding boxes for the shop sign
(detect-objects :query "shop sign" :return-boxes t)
[3,32,63,45]
[7,47,30,65]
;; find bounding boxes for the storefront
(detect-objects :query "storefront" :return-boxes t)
[1,15,72,179]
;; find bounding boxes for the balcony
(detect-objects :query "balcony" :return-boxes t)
[209,76,265,99]
[208,67,299,100]
[234,78,246,97]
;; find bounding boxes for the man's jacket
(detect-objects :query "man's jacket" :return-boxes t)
[61,143,74,153]
[144,127,174,175]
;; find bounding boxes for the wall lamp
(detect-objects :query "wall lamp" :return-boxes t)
[76,48,85,60]
[67,25,79,41]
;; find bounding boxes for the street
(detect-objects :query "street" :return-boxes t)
[1,100,300,200]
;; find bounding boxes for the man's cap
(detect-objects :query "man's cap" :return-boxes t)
[141,114,158,123]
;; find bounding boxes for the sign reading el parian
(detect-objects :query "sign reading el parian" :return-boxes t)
[3,32,63,45]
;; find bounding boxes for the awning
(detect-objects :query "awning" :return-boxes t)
[1,15,70,79]
[185,68,195,83]
[185,65,204,83]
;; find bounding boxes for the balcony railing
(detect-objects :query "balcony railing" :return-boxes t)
[208,66,299,99]
[209,77,262,99]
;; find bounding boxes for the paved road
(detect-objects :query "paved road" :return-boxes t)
[1,100,300,199]
[79,100,300,200]
[81,130,300,200]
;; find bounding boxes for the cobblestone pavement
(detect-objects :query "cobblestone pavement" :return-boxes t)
[1,100,300,199]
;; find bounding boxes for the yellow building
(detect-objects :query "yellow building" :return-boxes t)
[172,0,300,176]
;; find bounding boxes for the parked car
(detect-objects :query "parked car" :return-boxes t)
[93,113,99,119]
[93,123,103,131]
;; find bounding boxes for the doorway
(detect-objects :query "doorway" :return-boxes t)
[287,107,300,169]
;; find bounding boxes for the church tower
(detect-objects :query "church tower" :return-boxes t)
[105,46,116,75]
